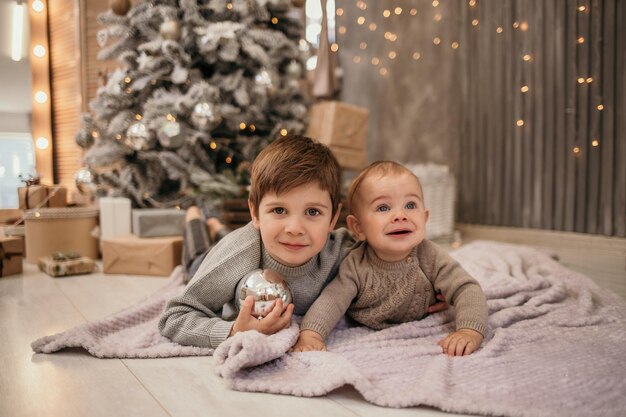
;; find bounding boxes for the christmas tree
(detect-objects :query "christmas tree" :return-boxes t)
[76,0,308,208]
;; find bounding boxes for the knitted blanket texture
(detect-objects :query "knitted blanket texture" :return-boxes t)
[31,242,626,417]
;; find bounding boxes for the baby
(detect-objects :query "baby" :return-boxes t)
[293,161,488,356]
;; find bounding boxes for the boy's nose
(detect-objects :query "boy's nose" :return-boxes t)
[284,217,305,234]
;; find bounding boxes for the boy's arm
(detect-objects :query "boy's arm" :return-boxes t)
[158,223,263,348]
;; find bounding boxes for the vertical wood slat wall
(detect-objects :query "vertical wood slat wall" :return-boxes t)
[48,0,117,192]
[457,0,625,237]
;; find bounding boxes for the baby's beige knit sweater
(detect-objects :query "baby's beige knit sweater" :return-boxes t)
[301,240,488,338]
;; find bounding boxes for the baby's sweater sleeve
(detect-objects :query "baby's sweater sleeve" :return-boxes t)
[421,241,489,336]
[300,251,360,339]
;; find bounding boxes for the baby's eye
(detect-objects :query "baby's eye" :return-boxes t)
[405,202,417,209]
[272,207,285,215]
[306,208,321,216]
[376,205,390,212]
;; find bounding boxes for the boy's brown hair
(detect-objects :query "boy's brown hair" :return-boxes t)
[347,160,424,214]
[248,134,342,217]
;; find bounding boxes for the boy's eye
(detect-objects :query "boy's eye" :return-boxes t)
[272,207,285,215]
[405,202,417,209]
[306,208,321,216]
[376,205,390,212]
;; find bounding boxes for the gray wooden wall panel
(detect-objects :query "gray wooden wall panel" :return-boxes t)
[336,0,625,237]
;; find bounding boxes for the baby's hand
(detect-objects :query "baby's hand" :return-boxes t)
[291,330,327,352]
[230,296,293,337]
[438,328,484,356]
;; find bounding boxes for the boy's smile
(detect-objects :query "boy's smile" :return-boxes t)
[250,182,339,267]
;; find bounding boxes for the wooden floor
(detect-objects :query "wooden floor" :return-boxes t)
[2,225,624,417]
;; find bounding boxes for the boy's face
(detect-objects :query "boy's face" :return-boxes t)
[249,182,340,267]
[347,172,429,263]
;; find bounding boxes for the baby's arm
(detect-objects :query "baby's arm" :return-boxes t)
[292,329,327,352]
[438,328,484,356]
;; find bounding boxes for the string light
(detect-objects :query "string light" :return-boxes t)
[523,54,532,61]
[451,42,459,49]
[226,3,233,10]
[577,77,585,83]
[369,23,377,31]
[210,142,217,149]
[336,8,344,16]
[280,129,288,136]
[331,43,339,52]
[577,36,585,44]
[239,122,246,130]
[339,26,347,34]
[388,51,397,59]
[586,77,593,83]
[249,124,256,132]
[36,137,49,149]
[433,37,441,45]
[32,0,44,12]
[360,42,367,50]
[225,156,233,164]
[472,19,479,26]
[353,55,361,63]
[371,57,380,65]
[591,140,599,147]
[135,114,142,120]
[383,9,391,17]
[434,13,442,22]
[33,45,46,57]
[469,0,477,6]
[357,1,367,10]
[125,87,132,93]
[166,113,175,121]
[394,7,402,15]
[379,68,388,75]
[357,16,365,25]
[412,52,421,60]
[521,85,529,92]
[520,22,528,31]
[91,131,99,138]
[115,134,122,140]
[410,8,417,15]
[573,146,581,154]
[513,21,520,29]
[496,27,503,33]
[271,17,278,24]
[516,119,524,127]
[578,5,586,12]
[597,104,604,110]
[34,91,48,103]
[432,0,439,7]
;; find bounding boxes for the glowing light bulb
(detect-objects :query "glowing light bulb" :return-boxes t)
[521,85,529,92]
[496,27,503,33]
[34,91,48,103]
[472,19,479,26]
[33,45,46,57]
[32,0,44,13]
[516,119,524,127]
[36,136,49,149]
[591,140,599,147]
[280,129,288,136]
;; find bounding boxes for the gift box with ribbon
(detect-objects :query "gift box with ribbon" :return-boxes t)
[18,177,67,210]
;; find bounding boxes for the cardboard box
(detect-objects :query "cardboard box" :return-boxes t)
[38,253,96,277]
[0,236,24,277]
[132,208,185,237]
[18,185,67,209]
[306,101,369,170]
[102,235,182,276]
[24,207,100,263]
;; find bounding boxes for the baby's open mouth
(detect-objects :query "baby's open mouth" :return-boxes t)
[388,230,411,236]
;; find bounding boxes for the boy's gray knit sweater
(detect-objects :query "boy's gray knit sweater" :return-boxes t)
[158,222,355,348]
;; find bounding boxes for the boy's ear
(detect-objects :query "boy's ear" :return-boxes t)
[346,214,365,241]
[248,199,260,229]
[327,202,342,232]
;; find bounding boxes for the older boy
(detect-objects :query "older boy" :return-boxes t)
[158,135,355,348]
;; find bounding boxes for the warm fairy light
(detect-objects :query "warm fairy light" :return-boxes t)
[34,91,48,103]
[331,43,339,52]
[353,55,361,63]
[413,52,421,60]
[33,45,46,57]
[226,3,233,9]
[516,119,524,127]
[124,76,132,83]
[395,7,402,15]
[91,131,99,138]
[336,8,344,16]
[115,134,122,140]
[239,122,246,130]
[513,21,520,29]
[339,26,346,34]
[357,1,367,10]
[523,54,532,61]
[389,33,398,42]
[36,136,49,149]
[166,113,175,121]
[271,17,278,24]
[371,57,380,65]
[451,42,459,49]
[434,13,442,21]
[469,0,477,6]
[125,87,132,93]
[591,140,599,147]
[225,156,233,164]
[573,146,581,154]
[357,16,365,25]
[577,77,585,84]
[360,42,367,49]
[597,104,604,110]
[577,37,585,44]
[210,142,217,149]
[280,129,288,136]
[379,68,388,75]
[432,0,439,7]
[586,77,593,83]
[369,23,377,31]
[249,124,256,132]
[383,9,391,17]
[433,37,441,45]
[578,5,586,12]
[472,19,479,26]
[520,22,528,31]
[388,51,397,59]
[521,85,529,92]
[496,27,503,33]
[32,0,44,12]
[135,114,142,120]
[410,8,417,15]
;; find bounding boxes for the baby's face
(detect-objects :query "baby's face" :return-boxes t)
[350,172,429,262]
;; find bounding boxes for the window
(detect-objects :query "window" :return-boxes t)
[0,132,36,209]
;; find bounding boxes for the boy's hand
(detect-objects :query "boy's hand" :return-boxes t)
[427,293,449,314]
[438,328,484,356]
[230,296,294,337]
[291,330,327,352]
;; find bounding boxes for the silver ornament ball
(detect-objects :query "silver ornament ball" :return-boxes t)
[285,60,302,78]
[191,102,222,130]
[235,269,292,318]
[75,168,97,195]
[126,121,153,151]
[157,119,186,149]
[160,19,181,41]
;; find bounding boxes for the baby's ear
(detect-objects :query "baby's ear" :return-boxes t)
[346,215,365,240]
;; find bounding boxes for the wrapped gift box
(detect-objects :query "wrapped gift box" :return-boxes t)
[102,235,182,276]
[18,185,67,209]
[38,252,96,277]
[1,236,24,277]
[132,208,185,237]
[99,197,132,239]
[306,101,369,170]
[24,207,100,263]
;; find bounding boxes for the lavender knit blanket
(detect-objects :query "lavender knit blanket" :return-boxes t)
[32,242,626,416]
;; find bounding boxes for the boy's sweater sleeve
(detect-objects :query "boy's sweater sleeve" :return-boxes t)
[158,223,262,348]
[420,241,489,336]
[300,251,360,339]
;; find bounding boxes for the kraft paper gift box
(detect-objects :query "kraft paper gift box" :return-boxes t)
[99,197,132,239]
[306,101,369,170]
[0,236,24,277]
[18,185,68,210]
[23,207,100,263]
[38,252,96,277]
[132,208,185,238]
[102,235,183,276]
